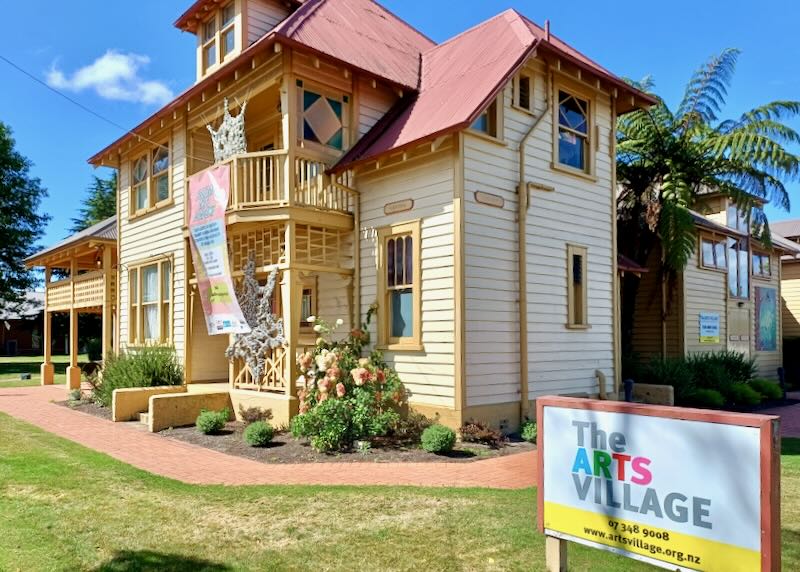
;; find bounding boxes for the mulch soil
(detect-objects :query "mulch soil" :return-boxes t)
[55,398,535,463]
[161,421,535,464]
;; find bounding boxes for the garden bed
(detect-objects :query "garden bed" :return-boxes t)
[56,399,113,421]
[160,420,535,464]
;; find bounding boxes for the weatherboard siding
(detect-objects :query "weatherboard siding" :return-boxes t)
[683,250,727,355]
[462,62,618,406]
[782,262,800,339]
[357,146,457,408]
[118,127,187,360]
[246,0,290,45]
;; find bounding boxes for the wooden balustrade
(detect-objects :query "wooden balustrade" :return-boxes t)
[231,346,288,393]
[45,271,113,312]
[214,150,355,216]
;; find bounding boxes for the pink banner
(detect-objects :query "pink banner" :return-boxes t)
[188,165,250,335]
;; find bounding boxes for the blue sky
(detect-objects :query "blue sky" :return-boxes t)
[2,0,799,247]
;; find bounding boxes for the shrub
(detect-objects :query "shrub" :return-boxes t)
[291,398,353,452]
[238,405,273,425]
[93,346,183,407]
[86,337,102,362]
[686,355,731,396]
[387,412,433,445]
[291,309,408,452]
[688,388,725,409]
[644,357,695,403]
[728,384,762,407]
[196,408,230,435]
[460,420,506,448]
[243,421,274,446]
[751,379,783,401]
[421,424,456,454]
[521,420,537,443]
[705,351,757,383]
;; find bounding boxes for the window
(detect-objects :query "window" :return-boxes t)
[567,245,589,328]
[557,90,590,172]
[728,238,749,298]
[727,204,750,233]
[299,278,318,331]
[201,3,237,74]
[129,259,172,344]
[753,252,771,278]
[471,98,499,138]
[514,73,533,111]
[700,237,727,270]
[377,220,422,349]
[130,143,170,216]
[297,80,350,151]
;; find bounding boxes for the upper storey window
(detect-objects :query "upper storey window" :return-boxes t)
[298,80,350,152]
[470,96,500,139]
[201,2,237,75]
[557,90,590,172]
[727,204,750,233]
[131,142,171,217]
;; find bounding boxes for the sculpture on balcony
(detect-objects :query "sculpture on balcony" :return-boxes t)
[207,98,248,163]
[225,256,286,382]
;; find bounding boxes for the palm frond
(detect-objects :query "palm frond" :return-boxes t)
[677,48,739,128]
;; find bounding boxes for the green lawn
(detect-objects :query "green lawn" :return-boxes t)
[0,415,797,571]
[0,354,87,387]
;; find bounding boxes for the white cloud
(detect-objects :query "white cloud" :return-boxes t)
[46,50,173,106]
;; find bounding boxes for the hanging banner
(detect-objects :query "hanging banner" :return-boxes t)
[537,397,780,571]
[188,165,250,336]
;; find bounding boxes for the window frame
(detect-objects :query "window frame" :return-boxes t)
[129,140,172,218]
[752,251,772,279]
[376,220,422,351]
[513,72,534,113]
[727,204,750,234]
[468,94,503,140]
[552,81,595,179]
[299,276,319,333]
[699,235,728,271]
[128,257,173,345]
[727,238,750,299]
[566,244,589,329]
[296,79,351,155]
[199,1,238,76]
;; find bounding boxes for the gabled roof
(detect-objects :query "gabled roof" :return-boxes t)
[0,291,44,320]
[176,0,306,33]
[272,0,434,90]
[332,9,655,172]
[770,219,800,239]
[690,210,800,255]
[25,216,117,267]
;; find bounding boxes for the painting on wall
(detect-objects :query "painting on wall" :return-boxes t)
[755,286,778,351]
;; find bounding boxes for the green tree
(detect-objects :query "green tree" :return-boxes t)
[70,173,117,233]
[0,122,50,309]
[617,49,800,354]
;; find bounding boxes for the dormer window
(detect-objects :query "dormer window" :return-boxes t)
[200,2,238,75]
[471,98,499,138]
[557,90,590,172]
[727,204,750,233]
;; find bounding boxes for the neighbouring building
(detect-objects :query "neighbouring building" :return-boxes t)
[34,0,654,430]
[629,194,800,380]
[0,292,44,357]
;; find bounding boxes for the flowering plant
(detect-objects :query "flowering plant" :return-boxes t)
[290,305,407,452]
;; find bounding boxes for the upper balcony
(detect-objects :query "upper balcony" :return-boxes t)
[190,148,357,230]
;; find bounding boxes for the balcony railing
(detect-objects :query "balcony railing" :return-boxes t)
[46,271,113,312]
[222,150,356,215]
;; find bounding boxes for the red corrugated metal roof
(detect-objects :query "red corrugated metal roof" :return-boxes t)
[333,9,655,171]
[272,0,434,89]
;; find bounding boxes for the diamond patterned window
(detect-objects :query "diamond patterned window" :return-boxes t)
[298,82,348,151]
[558,90,590,172]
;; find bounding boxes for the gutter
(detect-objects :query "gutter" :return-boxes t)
[518,58,550,422]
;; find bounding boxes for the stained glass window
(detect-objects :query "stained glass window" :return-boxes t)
[301,87,347,150]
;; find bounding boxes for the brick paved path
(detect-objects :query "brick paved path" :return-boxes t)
[760,391,800,438]
[0,385,535,489]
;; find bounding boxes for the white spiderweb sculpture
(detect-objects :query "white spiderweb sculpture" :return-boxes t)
[207,98,248,163]
[225,256,286,383]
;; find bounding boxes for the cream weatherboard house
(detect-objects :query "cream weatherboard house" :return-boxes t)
[58,0,653,430]
[629,194,800,380]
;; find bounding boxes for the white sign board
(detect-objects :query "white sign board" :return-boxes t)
[537,397,780,571]
[699,312,720,344]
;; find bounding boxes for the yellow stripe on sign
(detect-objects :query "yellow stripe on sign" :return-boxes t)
[544,502,760,572]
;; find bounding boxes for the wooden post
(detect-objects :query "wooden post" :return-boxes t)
[282,221,300,413]
[545,536,567,572]
[40,267,55,385]
[101,246,113,361]
[66,258,81,391]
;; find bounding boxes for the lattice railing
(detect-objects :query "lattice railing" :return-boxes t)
[228,223,286,274]
[73,271,105,308]
[232,346,288,393]
[295,224,351,268]
[46,280,72,311]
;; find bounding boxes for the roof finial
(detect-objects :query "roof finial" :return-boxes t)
[545,19,551,42]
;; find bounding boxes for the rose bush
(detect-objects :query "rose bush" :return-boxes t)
[290,307,407,452]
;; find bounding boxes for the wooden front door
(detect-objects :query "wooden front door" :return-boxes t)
[728,306,751,357]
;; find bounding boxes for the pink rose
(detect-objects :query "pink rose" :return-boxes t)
[318,378,331,393]
[299,402,309,414]
[297,352,314,371]
[351,367,371,386]
[336,382,346,397]
[327,366,341,383]
[376,370,386,384]
[318,392,329,402]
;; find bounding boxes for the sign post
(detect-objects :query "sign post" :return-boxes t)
[537,397,780,571]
